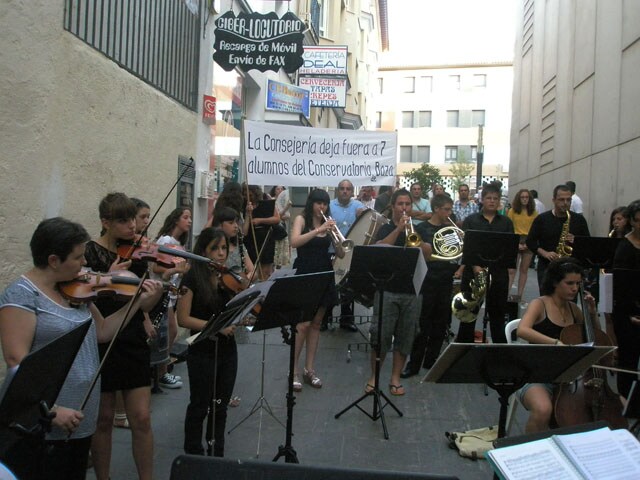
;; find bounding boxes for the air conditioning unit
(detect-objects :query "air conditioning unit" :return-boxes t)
[197,170,216,199]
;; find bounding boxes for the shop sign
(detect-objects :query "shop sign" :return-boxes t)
[299,45,348,76]
[298,77,346,108]
[213,10,304,73]
[265,79,310,118]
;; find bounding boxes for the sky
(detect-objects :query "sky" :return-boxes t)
[383,0,517,65]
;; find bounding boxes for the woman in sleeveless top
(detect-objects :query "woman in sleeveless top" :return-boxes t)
[212,206,255,278]
[516,257,596,433]
[290,189,342,391]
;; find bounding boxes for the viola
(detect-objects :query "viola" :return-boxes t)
[209,262,250,295]
[59,270,184,305]
[553,285,627,429]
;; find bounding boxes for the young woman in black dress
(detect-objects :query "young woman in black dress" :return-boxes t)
[176,228,238,457]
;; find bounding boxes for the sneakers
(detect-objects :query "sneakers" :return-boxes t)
[159,373,183,389]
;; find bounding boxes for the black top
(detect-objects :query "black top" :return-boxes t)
[613,237,640,270]
[526,210,590,267]
[414,221,459,283]
[461,212,514,272]
[374,221,415,293]
[181,268,233,356]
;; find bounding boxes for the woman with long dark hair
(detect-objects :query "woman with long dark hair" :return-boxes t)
[244,185,280,280]
[176,228,238,457]
[507,188,538,301]
[289,189,342,391]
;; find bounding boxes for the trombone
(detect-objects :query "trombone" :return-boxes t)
[321,212,354,252]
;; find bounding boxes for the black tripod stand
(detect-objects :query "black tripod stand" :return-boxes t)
[334,245,424,439]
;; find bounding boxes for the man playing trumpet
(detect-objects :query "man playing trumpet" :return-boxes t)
[366,189,423,396]
[402,194,461,377]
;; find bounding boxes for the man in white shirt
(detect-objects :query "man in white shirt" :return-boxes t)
[530,189,546,214]
[566,180,583,214]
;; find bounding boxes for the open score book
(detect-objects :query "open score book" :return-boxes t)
[487,427,640,480]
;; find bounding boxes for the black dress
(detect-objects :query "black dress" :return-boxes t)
[84,241,151,391]
[292,228,338,310]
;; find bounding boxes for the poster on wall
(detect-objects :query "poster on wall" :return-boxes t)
[265,79,310,118]
[244,120,397,187]
[213,11,305,73]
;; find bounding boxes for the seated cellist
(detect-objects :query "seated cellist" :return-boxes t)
[516,258,597,433]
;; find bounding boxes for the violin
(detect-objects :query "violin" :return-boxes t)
[553,285,627,429]
[117,235,186,268]
[209,262,251,295]
[59,270,184,305]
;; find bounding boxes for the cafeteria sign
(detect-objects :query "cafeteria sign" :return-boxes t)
[213,10,305,73]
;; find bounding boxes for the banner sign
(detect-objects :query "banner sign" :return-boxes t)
[244,120,396,187]
[213,11,304,73]
[298,77,346,108]
[265,79,310,118]
[299,45,348,76]
[202,95,216,125]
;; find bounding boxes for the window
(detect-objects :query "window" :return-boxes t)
[400,146,412,163]
[402,111,414,128]
[474,74,487,87]
[417,146,430,163]
[417,111,431,127]
[419,76,433,92]
[449,75,460,90]
[447,110,460,127]
[403,76,415,93]
[472,110,485,126]
[445,146,458,163]
[318,0,329,36]
[378,77,383,94]
[63,0,200,110]
[471,145,477,160]
[375,111,382,129]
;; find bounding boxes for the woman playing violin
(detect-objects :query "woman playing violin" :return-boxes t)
[84,193,159,480]
[516,258,597,433]
[0,217,161,480]
[176,228,238,457]
[149,207,192,389]
[212,206,255,279]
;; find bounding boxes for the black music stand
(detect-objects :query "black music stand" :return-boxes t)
[423,343,615,438]
[461,230,519,343]
[0,320,91,478]
[334,245,424,440]
[218,272,333,463]
[572,235,621,301]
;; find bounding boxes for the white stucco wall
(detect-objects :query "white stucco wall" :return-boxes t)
[0,1,199,287]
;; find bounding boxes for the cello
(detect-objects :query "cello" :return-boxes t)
[553,284,627,429]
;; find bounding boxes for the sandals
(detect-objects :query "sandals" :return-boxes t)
[303,369,322,388]
[228,396,241,407]
[364,382,375,394]
[113,414,130,429]
[293,374,303,392]
[389,384,405,396]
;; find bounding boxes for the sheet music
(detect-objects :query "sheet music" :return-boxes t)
[554,427,640,480]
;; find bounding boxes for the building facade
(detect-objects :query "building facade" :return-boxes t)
[509,0,640,235]
[376,62,513,196]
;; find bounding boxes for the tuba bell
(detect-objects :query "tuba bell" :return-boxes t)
[431,217,464,261]
[451,269,488,323]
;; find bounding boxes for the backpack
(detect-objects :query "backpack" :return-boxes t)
[445,425,498,460]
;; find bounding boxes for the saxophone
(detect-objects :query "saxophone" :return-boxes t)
[555,209,573,257]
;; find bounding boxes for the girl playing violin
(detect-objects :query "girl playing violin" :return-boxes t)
[176,228,238,457]
[84,193,158,480]
[290,189,341,391]
[149,207,192,389]
[516,258,597,433]
[0,217,161,480]
[212,206,255,278]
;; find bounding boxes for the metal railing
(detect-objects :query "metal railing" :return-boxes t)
[63,0,200,111]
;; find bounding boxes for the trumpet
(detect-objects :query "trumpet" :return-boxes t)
[321,212,354,252]
[403,211,422,247]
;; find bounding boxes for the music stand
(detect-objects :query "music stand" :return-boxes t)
[423,343,615,438]
[221,272,333,463]
[0,320,91,477]
[572,235,622,302]
[461,230,519,343]
[334,245,424,440]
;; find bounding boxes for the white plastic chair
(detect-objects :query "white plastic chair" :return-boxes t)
[504,319,526,435]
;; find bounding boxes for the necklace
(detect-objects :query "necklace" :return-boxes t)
[552,298,572,325]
